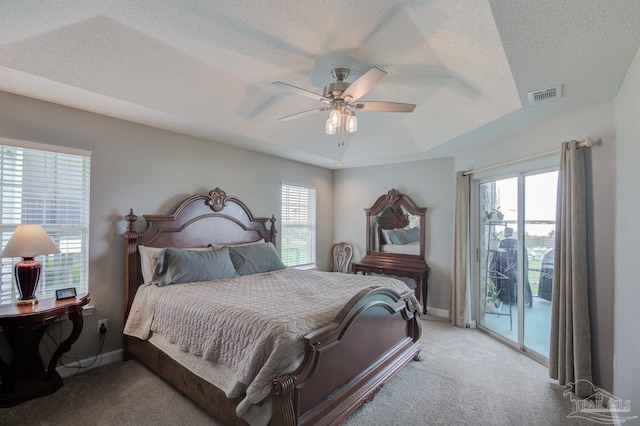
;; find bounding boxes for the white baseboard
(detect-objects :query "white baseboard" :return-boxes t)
[425,307,449,319]
[56,348,123,378]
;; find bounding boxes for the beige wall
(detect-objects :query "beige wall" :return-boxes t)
[614,44,640,418]
[0,91,333,365]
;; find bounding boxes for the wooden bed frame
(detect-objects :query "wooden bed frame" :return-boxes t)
[123,188,422,425]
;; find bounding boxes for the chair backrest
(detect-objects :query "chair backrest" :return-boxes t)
[330,242,354,273]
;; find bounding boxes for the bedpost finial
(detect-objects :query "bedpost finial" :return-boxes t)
[125,208,138,233]
[269,214,278,243]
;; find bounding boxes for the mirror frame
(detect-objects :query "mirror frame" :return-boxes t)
[364,188,426,263]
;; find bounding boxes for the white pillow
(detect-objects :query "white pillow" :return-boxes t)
[138,245,213,284]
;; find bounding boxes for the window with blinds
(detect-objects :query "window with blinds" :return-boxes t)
[0,142,91,304]
[280,183,316,267]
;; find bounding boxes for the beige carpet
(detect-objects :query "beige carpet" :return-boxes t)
[1,316,589,425]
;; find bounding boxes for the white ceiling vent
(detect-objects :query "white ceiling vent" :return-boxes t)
[528,86,562,104]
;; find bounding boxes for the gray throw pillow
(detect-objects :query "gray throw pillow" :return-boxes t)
[229,242,286,275]
[152,247,238,286]
[388,227,420,245]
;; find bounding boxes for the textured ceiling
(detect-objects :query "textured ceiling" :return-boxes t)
[1,1,639,169]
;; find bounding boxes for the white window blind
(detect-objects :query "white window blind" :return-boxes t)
[0,143,91,304]
[281,183,316,267]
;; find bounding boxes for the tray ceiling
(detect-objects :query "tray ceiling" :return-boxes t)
[1,1,639,168]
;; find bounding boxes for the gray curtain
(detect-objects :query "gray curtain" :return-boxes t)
[450,171,469,327]
[549,140,592,397]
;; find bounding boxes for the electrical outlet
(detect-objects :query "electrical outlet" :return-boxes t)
[97,318,108,334]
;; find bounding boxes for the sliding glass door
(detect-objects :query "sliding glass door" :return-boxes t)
[476,169,557,361]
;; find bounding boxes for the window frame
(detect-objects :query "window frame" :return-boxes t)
[280,182,317,268]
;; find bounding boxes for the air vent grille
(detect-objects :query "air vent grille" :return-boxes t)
[528,86,562,104]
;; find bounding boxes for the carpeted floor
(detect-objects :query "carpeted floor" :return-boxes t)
[1,316,590,425]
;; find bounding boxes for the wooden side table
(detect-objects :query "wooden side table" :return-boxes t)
[0,293,90,407]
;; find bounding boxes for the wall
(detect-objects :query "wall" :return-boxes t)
[456,100,616,392]
[333,158,455,315]
[0,91,333,365]
[613,44,640,419]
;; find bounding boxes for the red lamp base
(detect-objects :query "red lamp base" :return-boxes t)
[15,257,41,305]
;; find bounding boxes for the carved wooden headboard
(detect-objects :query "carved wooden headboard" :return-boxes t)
[123,188,277,319]
[376,204,411,231]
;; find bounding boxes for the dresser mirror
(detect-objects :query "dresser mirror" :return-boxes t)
[365,188,426,263]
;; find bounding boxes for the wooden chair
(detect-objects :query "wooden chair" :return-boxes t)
[330,242,354,273]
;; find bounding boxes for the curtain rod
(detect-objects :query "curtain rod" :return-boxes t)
[462,138,594,176]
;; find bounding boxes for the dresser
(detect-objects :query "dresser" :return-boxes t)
[353,189,430,314]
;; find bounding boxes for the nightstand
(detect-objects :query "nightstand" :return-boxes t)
[0,293,90,407]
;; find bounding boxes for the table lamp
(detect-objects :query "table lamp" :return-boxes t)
[1,224,61,305]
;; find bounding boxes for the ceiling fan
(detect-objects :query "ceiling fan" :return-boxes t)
[272,67,416,136]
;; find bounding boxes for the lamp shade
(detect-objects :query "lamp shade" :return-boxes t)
[1,224,60,258]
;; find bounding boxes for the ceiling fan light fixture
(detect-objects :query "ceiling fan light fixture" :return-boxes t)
[325,118,337,135]
[275,66,415,138]
[329,106,342,127]
[345,112,357,133]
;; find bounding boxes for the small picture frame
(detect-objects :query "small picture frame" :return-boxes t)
[56,287,77,300]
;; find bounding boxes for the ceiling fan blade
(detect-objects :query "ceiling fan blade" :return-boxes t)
[278,107,329,121]
[341,67,388,102]
[352,101,416,113]
[272,81,331,103]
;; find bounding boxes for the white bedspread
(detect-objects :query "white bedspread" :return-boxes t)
[124,268,417,424]
[381,241,420,255]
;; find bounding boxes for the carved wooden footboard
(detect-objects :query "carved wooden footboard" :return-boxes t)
[273,287,421,425]
[123,188,421,425]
